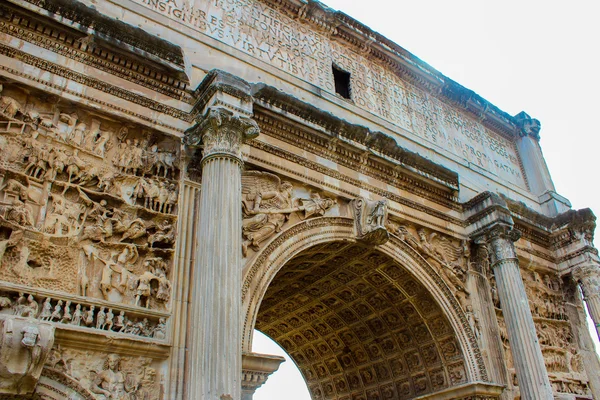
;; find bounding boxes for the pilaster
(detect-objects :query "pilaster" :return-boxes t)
[184,70,259,400]
[467,192,553,400]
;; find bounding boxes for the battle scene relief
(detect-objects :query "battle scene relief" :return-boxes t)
[0,81,179,341]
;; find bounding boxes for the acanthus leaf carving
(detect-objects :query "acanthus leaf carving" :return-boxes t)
[185,107,259,161]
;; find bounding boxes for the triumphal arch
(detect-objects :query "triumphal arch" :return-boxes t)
[0,0,599,399]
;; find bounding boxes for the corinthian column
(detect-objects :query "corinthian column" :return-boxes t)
[185,105,259,399]
[481,224,553,400]
[572,264,600,340]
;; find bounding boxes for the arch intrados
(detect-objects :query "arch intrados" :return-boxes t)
[242,217,486,384]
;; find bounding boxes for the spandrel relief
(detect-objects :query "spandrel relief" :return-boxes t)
[241,171,336,257]
[389,221,470,308]
[42,347,163,400]
[0,82,178,316]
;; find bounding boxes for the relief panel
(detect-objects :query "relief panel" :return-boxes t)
[0,82,179,339]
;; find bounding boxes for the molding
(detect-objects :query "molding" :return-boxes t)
[247,140,465,227]
[0,43,189,130]
[17,0,185,69]
[252,85,460,191]
[0,1,190,101]
[254,109,460,210]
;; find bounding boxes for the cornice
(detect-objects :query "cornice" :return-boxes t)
[252,0,528,141]
[0,43,190,128]
[17,0,185,68]
[1,0,191,99]
[247,139,466,228]
[252,84,460,191]
[254,110,461,210]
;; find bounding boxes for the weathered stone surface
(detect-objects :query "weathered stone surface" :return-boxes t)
[0,0,598,399]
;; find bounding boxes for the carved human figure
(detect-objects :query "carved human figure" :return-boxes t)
[20,324,44,375]
[153,318,166,340]
[71,304,83,326]
[91,354,137,400]
[115,246,138,294]
[465,305,481,340]
[57,113,77,142]
[70,121,87,147]
[120,218,146,242]
[4,197,35,227]
[65,149,87,189]
[96,252,120,300]
[131,139,144,175]
[50,300,63,321]
[241,172,294,256]
[156,269,171,303]
[84,305,95,327]
[61,301,72,324]
[13,292,26,315]
[94,129,111,157]
[134,268,158,308]
[20,295,39,318]
[80,200,113,242]
[105,308,114,331]
[96,307,107,330]
[120,139,134,174]
[368,200,387,227]
[148,219,174,248]
[115,311,126,332]
[0,84,22,118]
[39,298,53,321]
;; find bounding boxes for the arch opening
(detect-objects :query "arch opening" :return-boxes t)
[255,241,469,400]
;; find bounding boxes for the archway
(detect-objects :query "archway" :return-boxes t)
[242,217,489,399]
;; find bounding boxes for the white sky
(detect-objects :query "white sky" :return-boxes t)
[253,1,600,399]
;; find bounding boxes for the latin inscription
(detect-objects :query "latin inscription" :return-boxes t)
[133,0,526,187]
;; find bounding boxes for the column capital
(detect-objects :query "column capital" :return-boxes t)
[476,223,521,268]
[185,107,260,162]
[572,263,600,295]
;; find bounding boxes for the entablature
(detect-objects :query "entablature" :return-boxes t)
[1,0,192,101]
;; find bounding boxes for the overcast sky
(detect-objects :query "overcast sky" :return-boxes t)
[253,1,600,398]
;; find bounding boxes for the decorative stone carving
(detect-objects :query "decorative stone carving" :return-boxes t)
[0,315,54,395]
[41,347,162,399]
[0,289,168,340]
[351,197,389,245]
[572,264,600,300]
[392,223,470,304]
[475,222,553,400]
[185,107,259,160]
[241,171,335,256]
[515,111,541,141]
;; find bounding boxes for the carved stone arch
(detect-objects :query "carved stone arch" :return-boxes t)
[34,368,96,399]
[377,236,487,382]
[242,217,488,394]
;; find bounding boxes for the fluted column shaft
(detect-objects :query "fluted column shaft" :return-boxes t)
[573,264,600,341]
[185,107,259,400]
[485,225,553,400]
